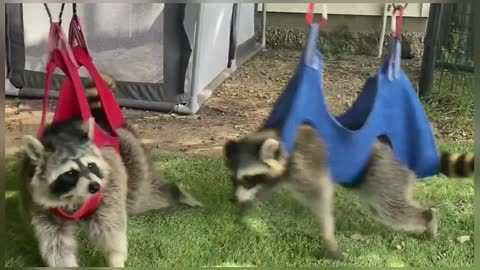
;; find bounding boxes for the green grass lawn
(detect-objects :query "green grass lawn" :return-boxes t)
[422,71,474,141]
[4,143,474,267]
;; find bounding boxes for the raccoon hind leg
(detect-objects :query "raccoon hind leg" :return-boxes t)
[359,141,438,239]
[308,177,342,260]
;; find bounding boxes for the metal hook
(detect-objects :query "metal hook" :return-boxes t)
[44,3,66,25]
[44,4,53,24]
[305,3,328,26]
[390,3,407,38]
[58,3,66,25]
[73,3,77,16]
[392,3,408,12]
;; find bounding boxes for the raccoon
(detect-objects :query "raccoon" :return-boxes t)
[19,117,202,267]
[224,125,474,260]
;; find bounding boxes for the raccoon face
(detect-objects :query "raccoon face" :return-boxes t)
[224,136,288,203]
[22,118,110,210]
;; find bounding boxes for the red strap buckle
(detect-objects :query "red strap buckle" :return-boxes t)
[391,4,405,38]
[305,3,328,27]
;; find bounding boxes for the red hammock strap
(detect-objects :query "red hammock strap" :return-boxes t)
[38,61,57,139]
[47,23,78,68]
[305,3,328,27]
[58,50,94,120]
[38,49,94,138]
[68,12,125,131]
[391,4,406,38]
[395,6,404,38]
[69,14,90,55]
[39,7,125,146]
[40,23,84,138]
[72,47,126,130]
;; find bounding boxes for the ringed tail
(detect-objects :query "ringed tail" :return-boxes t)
[439,152,474,178]
[84,72,116,111]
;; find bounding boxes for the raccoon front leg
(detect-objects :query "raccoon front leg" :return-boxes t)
[308,178,342,259]
[87,204,128,267]
[87,198,128,266]
[293,172,342,260]
[88,147,129,267]
[31,214,78,267]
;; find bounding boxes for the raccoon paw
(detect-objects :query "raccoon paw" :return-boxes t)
[323,242,343,260]
[107,254,126,267]
[425,208,439,240]
[324,249,343,260]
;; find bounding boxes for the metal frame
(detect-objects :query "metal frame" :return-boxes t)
[5,3,267,115]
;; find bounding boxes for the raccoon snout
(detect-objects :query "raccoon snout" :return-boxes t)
[88,182,101,194]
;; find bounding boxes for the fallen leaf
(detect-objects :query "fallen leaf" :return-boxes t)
[5,107,17,115]
[456,235,470,244]
[17,104,31,112]
[350,233,363,241]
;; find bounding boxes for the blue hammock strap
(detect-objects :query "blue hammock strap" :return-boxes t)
[387,4,406,81]
[303,23,324,71]
[387,37,402,81]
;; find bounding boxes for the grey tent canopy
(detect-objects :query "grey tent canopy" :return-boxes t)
[5,3,267,114]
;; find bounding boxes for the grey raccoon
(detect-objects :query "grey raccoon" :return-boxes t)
[224,125,473,260]
[19,117,202,267]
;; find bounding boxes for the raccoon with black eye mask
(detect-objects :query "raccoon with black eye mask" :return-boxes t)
[49,162,103,210]
[18,117,202,267]
[225,124,474,261]
[225,125,340,259]
[22,120,108,212]
[226,135,287,203]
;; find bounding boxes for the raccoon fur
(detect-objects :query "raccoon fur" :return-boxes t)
[18,117,202,267]
[83,72,116,129]
[224,124,474,260]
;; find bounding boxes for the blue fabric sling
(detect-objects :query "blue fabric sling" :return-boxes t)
[264,23,440,185]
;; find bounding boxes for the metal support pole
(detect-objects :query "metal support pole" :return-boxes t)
[419,3,443,98]
[378,3,389,58]
[261,3,267,49]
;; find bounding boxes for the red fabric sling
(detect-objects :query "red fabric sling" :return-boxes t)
[38,16,126,220]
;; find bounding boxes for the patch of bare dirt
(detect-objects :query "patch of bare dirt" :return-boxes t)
[5,50,427,159]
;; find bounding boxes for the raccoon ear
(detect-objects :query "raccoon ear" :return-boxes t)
[80,117,95,141]
[260,138,286,177]
[260,138,282,161]
[22,135,45,163]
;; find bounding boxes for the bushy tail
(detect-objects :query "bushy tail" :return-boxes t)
[439,152,474,178]
[83,72,117,130]
[127,182,203,216]
[163,182,204,207]
[84,72,116,111]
